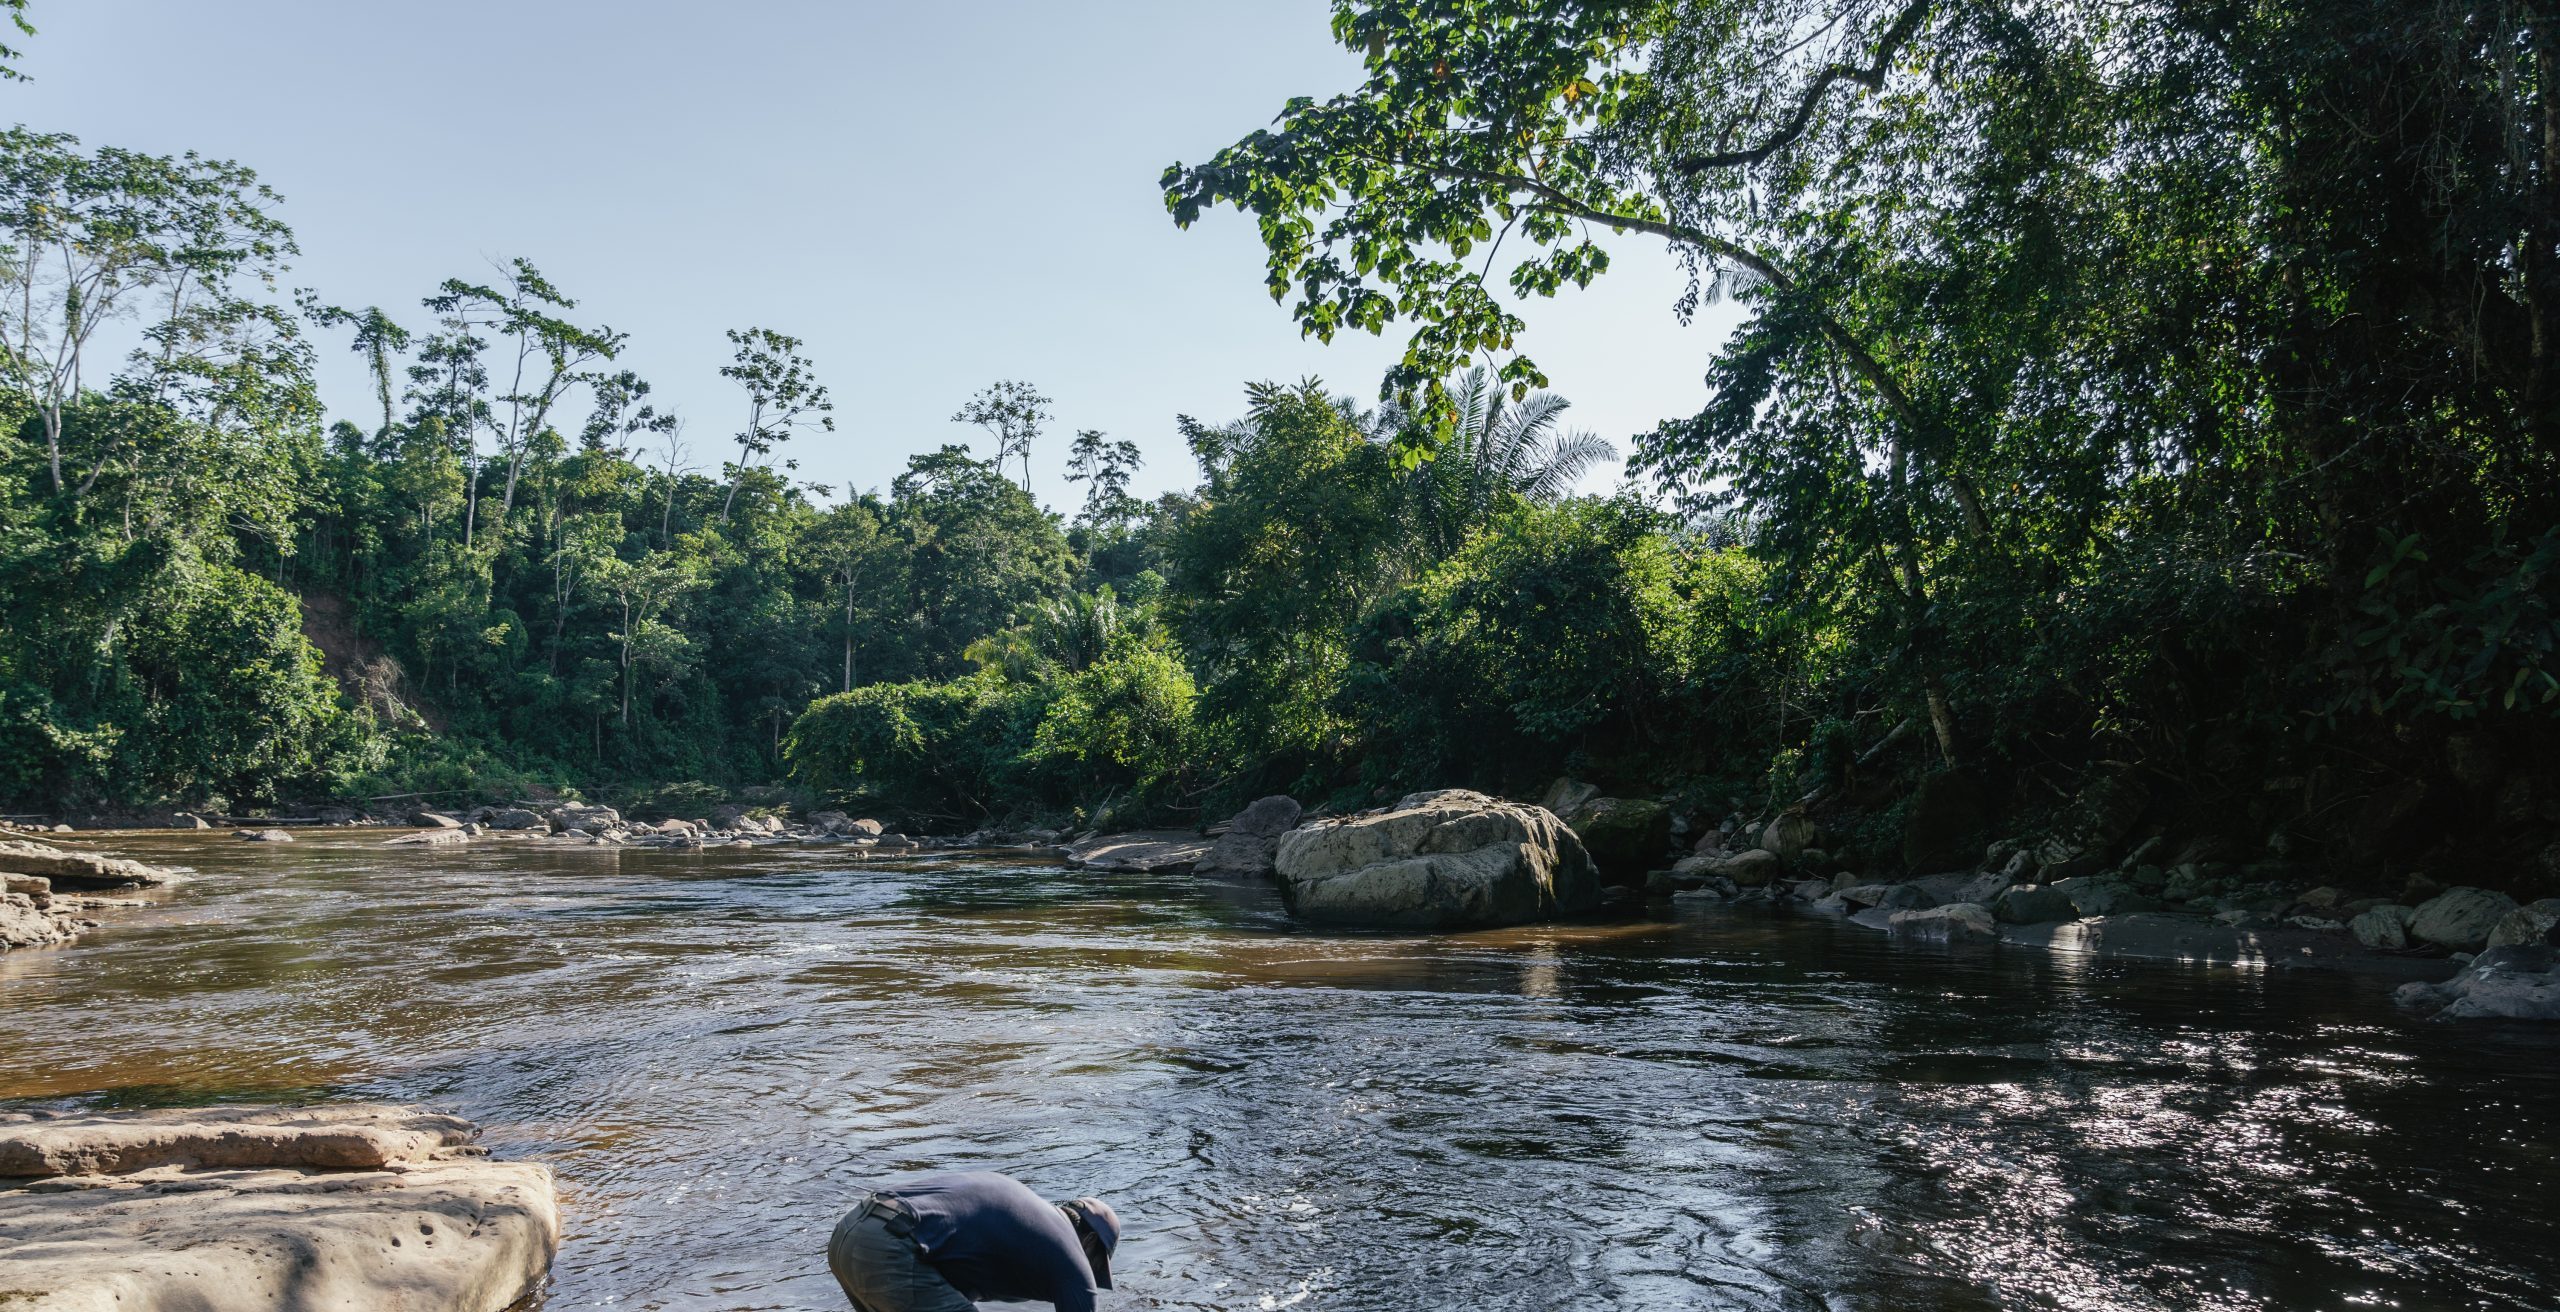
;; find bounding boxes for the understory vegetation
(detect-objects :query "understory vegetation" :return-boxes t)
[5,0,2559,887]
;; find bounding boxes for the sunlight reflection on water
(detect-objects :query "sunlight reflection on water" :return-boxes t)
[2,831,2555,1310]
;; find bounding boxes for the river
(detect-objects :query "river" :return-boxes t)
[3,831,2555,1310]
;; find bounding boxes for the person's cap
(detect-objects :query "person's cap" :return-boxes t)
[1059,1196,1120,1289]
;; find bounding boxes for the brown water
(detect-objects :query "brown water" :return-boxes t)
[4,832,2556,1311]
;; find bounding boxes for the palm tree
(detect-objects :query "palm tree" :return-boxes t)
[1411,367,1617,555]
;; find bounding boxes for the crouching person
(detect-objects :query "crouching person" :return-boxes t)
[827,1170,1121,1312]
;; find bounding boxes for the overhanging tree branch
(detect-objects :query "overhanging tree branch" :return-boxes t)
[1670,0,1933,176]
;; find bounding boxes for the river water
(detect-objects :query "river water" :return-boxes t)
[3,832,2556,1311]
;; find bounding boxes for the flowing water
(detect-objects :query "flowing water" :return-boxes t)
[4,832,2556,1311]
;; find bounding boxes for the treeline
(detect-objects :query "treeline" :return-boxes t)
[9,0,2560,886]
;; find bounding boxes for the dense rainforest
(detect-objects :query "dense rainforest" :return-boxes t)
[4,0,2558,889]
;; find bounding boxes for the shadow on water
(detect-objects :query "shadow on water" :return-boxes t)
[3,830,2557,1310]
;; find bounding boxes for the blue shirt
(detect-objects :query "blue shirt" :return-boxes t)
[881,1171,1100,1312]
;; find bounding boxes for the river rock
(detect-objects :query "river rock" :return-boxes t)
[808,811,881,837]
[1539,777,1603,819]
[550,803,621,834]
[233,828,294,843]
[1888,902,1998,943]
[1994,883,2078,925]
[1193,795,1303,879]
[0,1104,556,1312]
[1064,831,1213,874]
[2351,903,2418,949]
[1840,882,1934,911]
[1562,797,1671,883]
[2484,898,2560,949]
[2394,946,2560,1021]
[385,827,471,847]
[1674,847,1779,888]
[1,892,76,949]
[2056,875,2158,917]
[2409,887,2519,951]
[1274,789,1597,929]
[484,807,545,831]
[0,841,175,893]
[411,810,462,828]
[1756,811,1822,861]
[2033,772,2150,879]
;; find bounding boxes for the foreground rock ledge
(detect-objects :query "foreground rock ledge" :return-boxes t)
[0,1104,557,1312]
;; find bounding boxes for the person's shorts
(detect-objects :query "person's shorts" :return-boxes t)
[825,1194,975,1312]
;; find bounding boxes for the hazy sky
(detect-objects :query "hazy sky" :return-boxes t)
[16,1,1740,507]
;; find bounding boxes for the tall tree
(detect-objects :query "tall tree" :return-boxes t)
[718,326,832,522]
[951,379,1050,496]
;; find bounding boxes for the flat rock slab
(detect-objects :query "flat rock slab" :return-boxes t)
[1063,831,1212,873]
[0,1159,556,1312]
[0,1104,556,1312]
[0,839,178,892]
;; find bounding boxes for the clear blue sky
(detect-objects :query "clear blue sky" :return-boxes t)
[15,1,1736,507]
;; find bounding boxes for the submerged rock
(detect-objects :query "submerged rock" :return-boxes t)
[233,828,294,843]
[1063,831,1213,874]
[1275,789,1597,929]
[483,807,545,831]
[2395,946,2560,1021]
[1193,795,1303,880]
[0,1104,556,1312]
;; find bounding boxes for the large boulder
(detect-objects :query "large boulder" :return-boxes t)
[2,893,78,950]
[2485,898,2560,949]
[1669,848,1780,888]
[1275,789,1598,929]
[0,1104,556,1312]
[1901,770,1990,871]
[233,828,294,843]
[1539,777,1603,819]
[0,841,175,892]
[410,811,462,829]
[1193,795,1303,879]
[549,803,621,834]
[2409,886,2520,951]
[1562,797,1671,883]
[483,807,545,832]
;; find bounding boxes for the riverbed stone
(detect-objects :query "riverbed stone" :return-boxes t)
[484,807,545,831]
[1194,795,1303,879]
[2484,898,2560,949]
[1840,882,1935,911]
[385,827,471,847]
[1274,789,1597,929]
[1889,901,1998,943]
[411,810,462,828]
[1994,883,2078,925]
[2351,903,2418,949]
[1,893,76,949]
[2409,886,2519,951]
[0,1105,555,1312]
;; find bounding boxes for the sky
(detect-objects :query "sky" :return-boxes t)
[13,1,1742,509]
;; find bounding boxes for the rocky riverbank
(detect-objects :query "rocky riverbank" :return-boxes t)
[0,838,181,952]
[0,1104,555,1312]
